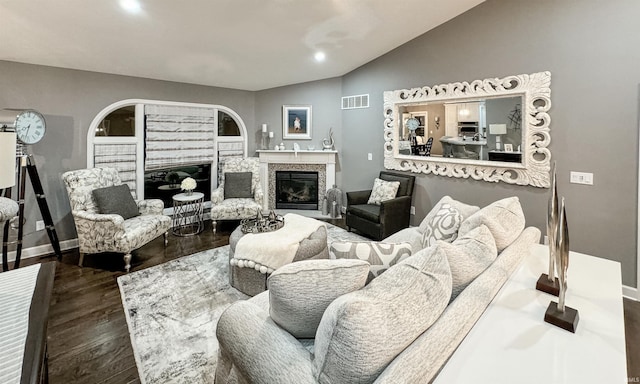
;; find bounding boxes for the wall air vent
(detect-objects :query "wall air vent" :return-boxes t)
[341,94,369,110]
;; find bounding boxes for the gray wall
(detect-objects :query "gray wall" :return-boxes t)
[0,60,255,249]
[341,0,640,287]
[254,78,344,186]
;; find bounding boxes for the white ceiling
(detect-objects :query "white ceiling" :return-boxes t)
[0,0,484,91]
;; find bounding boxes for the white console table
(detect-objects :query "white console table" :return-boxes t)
[434,244,627,384]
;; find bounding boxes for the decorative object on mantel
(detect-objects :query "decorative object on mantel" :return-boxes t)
[240,210,285,234]
[536,161,560,296]
[326,184,342,218]
[181,177,197,196]
[321,196,329,215]
[544,197,579,333]
[261,123,269,150]
[282,105,312,140]
[279,142,285,151]
[322,127,335,150]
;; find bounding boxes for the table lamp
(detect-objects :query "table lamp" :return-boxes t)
[0,132,17,189]
[489,124,507,150]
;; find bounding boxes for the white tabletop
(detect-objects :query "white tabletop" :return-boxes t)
[433,244,627,384]
[172,192,204,202]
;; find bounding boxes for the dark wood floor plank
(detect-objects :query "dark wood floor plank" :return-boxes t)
[13,218,640,382]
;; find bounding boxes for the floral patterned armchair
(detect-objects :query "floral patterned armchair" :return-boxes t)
[210,157,263,233]
[62,168,171,272]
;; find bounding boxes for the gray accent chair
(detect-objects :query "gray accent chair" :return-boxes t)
[62,168,170,272]
[345,171,415,241]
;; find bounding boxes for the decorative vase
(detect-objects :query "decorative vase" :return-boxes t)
[185,190,193,196]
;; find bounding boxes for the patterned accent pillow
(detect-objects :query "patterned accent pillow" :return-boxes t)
[92,184,139,220]
[330,241,412,282]
[421,203,463,248]
[268,259,370,338]
[367,178,400,205]
[418,195,479,234]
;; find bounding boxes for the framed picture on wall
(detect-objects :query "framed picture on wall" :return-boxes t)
[282,105,312,139]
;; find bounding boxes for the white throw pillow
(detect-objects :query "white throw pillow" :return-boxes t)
[268,259,369,338]
[367,178,400,205]
[421,203,463,248]
[418,196,480,234]
[330,241,412,282]
[437,224,498,300]
[458,196,525,252]
[313,245,452,384]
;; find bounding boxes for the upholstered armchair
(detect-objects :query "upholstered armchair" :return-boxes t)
[345,171,415,240]
[210,157,263,233]
[62,168,171,272]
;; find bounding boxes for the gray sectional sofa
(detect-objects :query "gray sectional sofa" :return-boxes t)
[215,196,541,384]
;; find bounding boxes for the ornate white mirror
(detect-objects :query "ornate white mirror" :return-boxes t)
[383,71,551,188]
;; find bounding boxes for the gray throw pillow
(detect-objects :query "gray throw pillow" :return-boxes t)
[268,259,370,338]
[92,184,139,220]
[418,195,480,234]
[421,203,463,248]
[458,196,525,252]
[224,172,253,198]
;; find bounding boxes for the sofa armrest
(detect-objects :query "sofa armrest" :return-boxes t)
[347,190,372,206]
[137,199,164,215]
[216,300,316,384]
[73,210,125,226]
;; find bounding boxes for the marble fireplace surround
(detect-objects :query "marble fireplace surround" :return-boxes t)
[257,150,338,211]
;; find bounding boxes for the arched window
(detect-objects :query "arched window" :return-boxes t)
[87,99,247,208]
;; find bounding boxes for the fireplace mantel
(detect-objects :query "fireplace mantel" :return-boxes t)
[256,150,338,210]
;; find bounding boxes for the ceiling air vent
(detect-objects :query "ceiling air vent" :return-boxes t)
[341,94,369,110]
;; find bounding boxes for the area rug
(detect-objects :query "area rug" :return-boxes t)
[117,224,366,384]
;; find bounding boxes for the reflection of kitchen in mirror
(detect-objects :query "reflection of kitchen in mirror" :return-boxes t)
[486,96,522,163]
[398,103,445,157]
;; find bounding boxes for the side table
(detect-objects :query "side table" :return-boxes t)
[172,192,204,236]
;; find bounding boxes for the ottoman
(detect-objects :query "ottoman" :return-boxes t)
[228,224,329,296]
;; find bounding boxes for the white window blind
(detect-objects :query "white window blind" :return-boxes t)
[94,143,137,198]
[145,105,215,171]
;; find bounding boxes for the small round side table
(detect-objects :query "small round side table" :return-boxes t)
[172,192,205,236]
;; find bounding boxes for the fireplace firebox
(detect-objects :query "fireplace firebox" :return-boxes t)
[275,171,319,210]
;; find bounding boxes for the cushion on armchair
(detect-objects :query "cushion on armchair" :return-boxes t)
[329,241,412,282]
[268,259,369,338]
[224,172,253,198]
[313,245,452,384]
[92,184,139,220]
[367,178,400,205]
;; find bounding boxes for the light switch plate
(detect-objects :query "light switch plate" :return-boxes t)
[367,153,372,161]
[36,220,45,231]
[570,171,593,185]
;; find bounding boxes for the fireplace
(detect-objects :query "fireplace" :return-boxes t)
[275,171,319,210]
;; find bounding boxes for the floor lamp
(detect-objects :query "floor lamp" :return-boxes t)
[489,124,507,150]
[0,131,18,271]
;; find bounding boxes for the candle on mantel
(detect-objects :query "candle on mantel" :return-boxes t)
[269,131,274,138]
[262,124,267,133]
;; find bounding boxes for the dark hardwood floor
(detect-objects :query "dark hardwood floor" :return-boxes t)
[14,219,640,383]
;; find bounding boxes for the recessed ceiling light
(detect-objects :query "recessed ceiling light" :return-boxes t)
[120,0,141,13]
[314,52,326,62]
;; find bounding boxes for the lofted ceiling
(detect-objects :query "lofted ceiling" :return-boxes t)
[0,0,484,91]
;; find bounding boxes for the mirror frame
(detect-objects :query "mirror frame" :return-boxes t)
[383,71,551,188]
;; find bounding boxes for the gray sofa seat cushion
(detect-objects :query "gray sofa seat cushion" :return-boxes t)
[418,196,479,234]
[313,245,452,384]
[348,204,381,223]
[458,196,525,252]
[92,184,139,220]
[437,224,498,300]
[268,259,370,338]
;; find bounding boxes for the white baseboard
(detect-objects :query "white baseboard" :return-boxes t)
[4,238,79,263]
[623,285,638,301]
